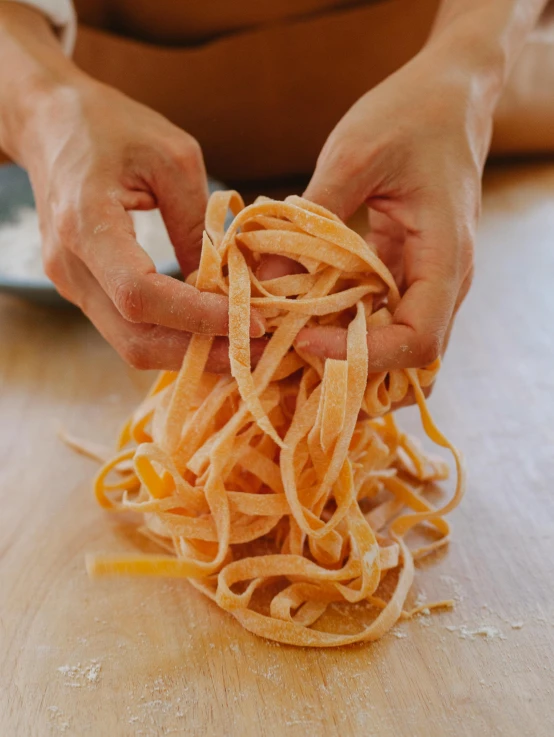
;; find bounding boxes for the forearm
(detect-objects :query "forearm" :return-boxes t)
[427,0,548,103]
[0,3,85,164]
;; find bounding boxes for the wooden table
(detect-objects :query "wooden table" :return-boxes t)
[1,163,554,737]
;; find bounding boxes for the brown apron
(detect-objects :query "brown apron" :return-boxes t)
[3,0,554,176]
[72,0,441,181]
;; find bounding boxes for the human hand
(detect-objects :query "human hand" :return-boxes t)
[17,77,265,371]
[294,45,495,372]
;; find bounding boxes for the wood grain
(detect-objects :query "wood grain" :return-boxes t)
[1,162,554,737]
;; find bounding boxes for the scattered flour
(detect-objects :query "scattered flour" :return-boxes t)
[47,706,71,733]
[57,660,102,687]
[444,624,506,641]
[415,607,433,627]
[391,630,408,639]
[417,614,432,628]
[414,591,427,608]
[439,574,465,603]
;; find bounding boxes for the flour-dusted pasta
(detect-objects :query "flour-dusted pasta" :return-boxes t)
[87,192,465,647]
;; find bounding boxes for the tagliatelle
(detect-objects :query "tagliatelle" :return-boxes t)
[86,192,465,647]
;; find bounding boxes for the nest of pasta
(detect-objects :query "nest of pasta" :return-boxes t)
[88,192,465,647]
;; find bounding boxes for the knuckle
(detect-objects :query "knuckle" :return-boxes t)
[323,137,365,177]
[321,128,390,180]
[169,135,204,173]
[113,278,145,323]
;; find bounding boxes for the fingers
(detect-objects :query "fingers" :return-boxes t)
[58,199,265,338]
[95,301,267,373]
[373,221,470,368]
[295,326,347,360]
[295,293,449,372]
[50,249,194,369]
[295,229,464,373]
[295,294,448,373]
[207,336,269,374]
[367,225,463,369]
[256,255,306,281]
[52,250,268,372]
[295,283,450,373]
[300,79,476,376]
[374,268,454,369]
[295,290,453,372]
[152,136,210,277]
[93,294,268,373]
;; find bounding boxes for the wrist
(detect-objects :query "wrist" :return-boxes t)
[6,71,94,167]
[424,11,509,115]
[0,4,88,164]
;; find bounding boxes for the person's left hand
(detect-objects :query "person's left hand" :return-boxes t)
[291,43,496,373]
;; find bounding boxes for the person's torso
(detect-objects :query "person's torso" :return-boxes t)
[71,0,438,181]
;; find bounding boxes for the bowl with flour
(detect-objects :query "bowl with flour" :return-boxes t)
[0,164,225,306]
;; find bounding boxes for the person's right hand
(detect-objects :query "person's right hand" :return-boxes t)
[19,76,266,372]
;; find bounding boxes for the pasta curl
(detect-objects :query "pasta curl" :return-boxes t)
[87,192,465,647]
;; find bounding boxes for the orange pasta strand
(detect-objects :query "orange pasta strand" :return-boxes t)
[86,192,465,647]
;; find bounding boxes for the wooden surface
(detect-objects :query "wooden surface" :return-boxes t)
[1,162,554,737]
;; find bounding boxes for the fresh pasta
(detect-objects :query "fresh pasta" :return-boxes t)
[87,192,465,647]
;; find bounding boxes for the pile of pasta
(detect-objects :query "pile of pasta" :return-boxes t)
[88,192,465,647]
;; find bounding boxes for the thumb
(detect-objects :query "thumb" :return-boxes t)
[303,135,370,222]
[154,139,209,277]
